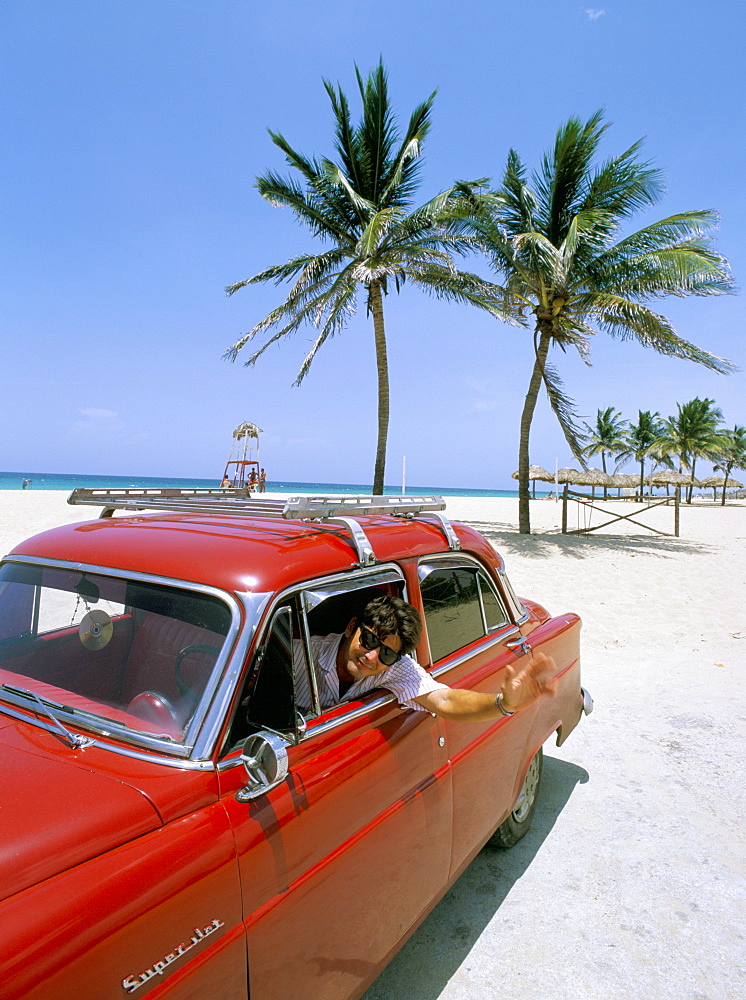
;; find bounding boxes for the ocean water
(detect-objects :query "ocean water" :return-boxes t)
[0,470,527,499]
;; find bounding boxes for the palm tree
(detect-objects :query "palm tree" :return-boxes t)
[460,111,734,532]
[656,397,724,501]
[713,425,746,505]
[581,406,629,496]
[618,410,666,498]
[224,62,502,494]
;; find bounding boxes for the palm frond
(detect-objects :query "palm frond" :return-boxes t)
[256,170,355,243]
[583,139,664,219]
[584,293,735,372]
[541,362,586,460]
[294,285,358,384]
[499,150,537,235]
[323,77,365,195]
[534,110,607,244]
[409,265,525,322]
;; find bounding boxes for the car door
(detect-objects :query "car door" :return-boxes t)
[218,577,452,1000]
[418,557,537,877]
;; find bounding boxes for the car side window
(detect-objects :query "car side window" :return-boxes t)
[420,565,511,662]
[420,568,484,662]
[478,571,510,630]
[229,603,298,746]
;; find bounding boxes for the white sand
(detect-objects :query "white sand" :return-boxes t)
[2,490,744,1000]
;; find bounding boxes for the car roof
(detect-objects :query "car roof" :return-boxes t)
[8,512,504,596]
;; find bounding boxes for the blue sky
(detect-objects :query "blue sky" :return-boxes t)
[1,0,743,489]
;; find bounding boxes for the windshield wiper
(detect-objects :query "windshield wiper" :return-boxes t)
[0,684,96,749]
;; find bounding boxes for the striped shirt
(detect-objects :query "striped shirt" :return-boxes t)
[294,633,447,714]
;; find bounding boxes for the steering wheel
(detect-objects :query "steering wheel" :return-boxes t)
[126,691,182,737]
[174,644,221,705]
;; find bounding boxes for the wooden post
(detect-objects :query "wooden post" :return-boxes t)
[674,487,680,537]
[562,484,568,534]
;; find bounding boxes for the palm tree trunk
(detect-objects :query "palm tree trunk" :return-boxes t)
[518,329,551,534]
[688,458,697,503]
[369,282,390,495]
[721,463,732,505]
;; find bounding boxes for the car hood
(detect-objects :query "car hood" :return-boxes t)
[0,743,161,902]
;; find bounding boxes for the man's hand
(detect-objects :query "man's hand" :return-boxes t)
[501,649,558,714]
[414,648,558,722]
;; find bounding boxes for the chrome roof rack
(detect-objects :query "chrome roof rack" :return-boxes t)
[67,489,460,566]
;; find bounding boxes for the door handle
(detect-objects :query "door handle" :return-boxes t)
[505,638,532,657]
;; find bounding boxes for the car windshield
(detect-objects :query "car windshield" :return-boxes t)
[0,562,232,747]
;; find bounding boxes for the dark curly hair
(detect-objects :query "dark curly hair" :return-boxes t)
[358,594,422,655]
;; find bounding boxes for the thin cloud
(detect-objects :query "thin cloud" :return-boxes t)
[77,407,117,421]
[465,377,502,412]
[584,8,605,20]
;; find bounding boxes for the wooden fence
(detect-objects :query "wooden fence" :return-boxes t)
[561,485,680,536]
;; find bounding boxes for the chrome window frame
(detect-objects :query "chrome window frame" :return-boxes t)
[218,563,408,760]
[499,569,529,623]
[476,569,511,632]
[417,552,524,671]
[0,555,250,765]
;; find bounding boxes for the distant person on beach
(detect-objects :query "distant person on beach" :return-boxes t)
[259,468,266,492]
[21,479,31,490]
[221,475,232,488]
[294,594,557,720]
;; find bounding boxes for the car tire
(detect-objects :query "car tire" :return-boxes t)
[490,746,543,848]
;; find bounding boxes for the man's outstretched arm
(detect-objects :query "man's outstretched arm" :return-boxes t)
[414,650,558,722]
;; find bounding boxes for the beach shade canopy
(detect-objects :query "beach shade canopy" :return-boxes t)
[609,473,640,488]
[571,468,615,486]
[511,466,554,482]
[646,470,701,487]
[699,475,744,488]
[233,421,263,440]
[556,467,582,483]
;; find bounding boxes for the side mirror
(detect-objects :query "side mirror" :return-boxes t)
[236,731,289,803]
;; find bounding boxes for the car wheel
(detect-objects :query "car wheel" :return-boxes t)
[490,746,543,849]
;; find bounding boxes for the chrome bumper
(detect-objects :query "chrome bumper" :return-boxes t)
[581,687,594,716]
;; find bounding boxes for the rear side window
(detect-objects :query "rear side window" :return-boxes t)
[420,565,510,662]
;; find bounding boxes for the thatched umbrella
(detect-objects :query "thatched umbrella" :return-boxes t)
[646,469,701,499]
[511,465,553,499]
[556,467,581,483]
[699,475,744,504]
[608,473,640,498]
[571,468,615,498]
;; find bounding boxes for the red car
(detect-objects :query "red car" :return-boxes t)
[0,490,591,1000]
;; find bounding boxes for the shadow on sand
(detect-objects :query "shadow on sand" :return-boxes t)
[461,519,715,562]
[361,755,589,1000]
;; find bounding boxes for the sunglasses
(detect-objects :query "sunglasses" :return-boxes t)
[358,624,403,667]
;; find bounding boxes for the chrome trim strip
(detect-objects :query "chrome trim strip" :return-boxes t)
[301,566,405,604]
[430,627,521,680]
[295,690,400,742]
[2,555,243,759]
[299,602,322,718]
[191,590,273,760]
[498,568,529,623]
[0,703,214,769]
